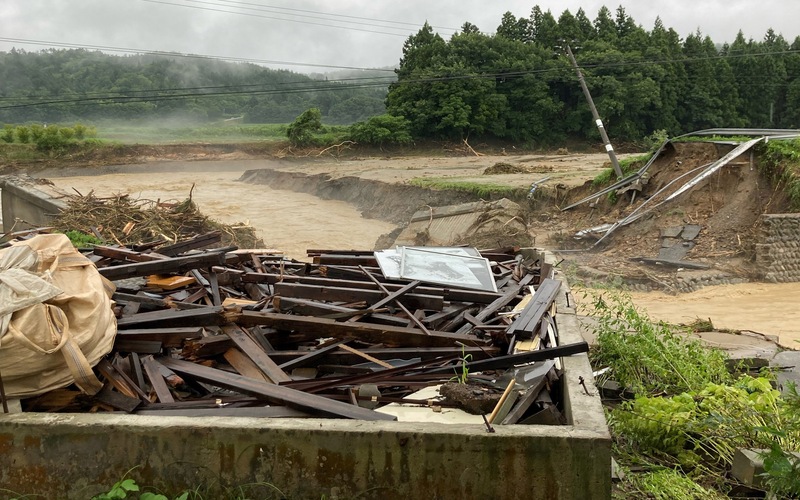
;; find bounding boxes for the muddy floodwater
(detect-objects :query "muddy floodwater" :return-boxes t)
[628,283,800,348]
[45,161,396,260]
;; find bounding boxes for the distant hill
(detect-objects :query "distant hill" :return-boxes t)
[0,49,388,124]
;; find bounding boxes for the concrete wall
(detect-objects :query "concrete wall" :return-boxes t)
[0,178,67,233]
[756,214,800,282]
[0,253,609,499]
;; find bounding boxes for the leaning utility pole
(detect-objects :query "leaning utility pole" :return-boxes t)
[564,43,623,179]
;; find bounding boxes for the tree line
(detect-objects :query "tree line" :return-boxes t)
[387,6,800,144]
[0,49,388,125]
[2,6,799,147]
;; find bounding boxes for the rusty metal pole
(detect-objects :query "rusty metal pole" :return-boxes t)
[564,44,623,179]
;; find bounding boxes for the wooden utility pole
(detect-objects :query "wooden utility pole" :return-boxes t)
[564,44,623,179]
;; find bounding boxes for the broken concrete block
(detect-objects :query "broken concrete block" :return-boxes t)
[661,226,683,238]
[681,225,702,240]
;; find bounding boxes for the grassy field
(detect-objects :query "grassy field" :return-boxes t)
[96,123,289,144]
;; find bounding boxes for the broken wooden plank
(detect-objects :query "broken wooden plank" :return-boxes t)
[114,327,204,347]
[158,358,396,421]
[141,356,175,403]
[338,344,393,369]
[146,275,197,291]
[93,245,168,263]
[237,310,485,348]
[507,278,561,338]
[243,273,503,304]
[99,251,227,280]
[423,341,589,375]
[94,384,142,413]
[273,283,443,311]
[277,340,348,372]
[155,231,222,257]
[455,283,524,335]
[224,348,271,383]
[222,324,291,384]
[116,306,233,329]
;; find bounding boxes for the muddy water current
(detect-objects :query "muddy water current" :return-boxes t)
[46,162,396,260]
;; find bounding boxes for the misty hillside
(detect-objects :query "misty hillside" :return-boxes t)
[0,49,389,124]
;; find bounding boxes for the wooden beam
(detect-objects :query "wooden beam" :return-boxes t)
[273,283,443,311]
[155,231,222,257]
[423,341,589,374]
[99,251,227,280]
[114,327,204,347]
[237,310,484,348]
[116,306,233,329]
[243,273,503,304]
[141,356,175,403]
[222,325,291,384]
[158,358,396,421]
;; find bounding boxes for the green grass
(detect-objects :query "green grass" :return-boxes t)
[409,177,523,198]
[592,154,650,187]
[97,123,290,144]
[758,138,800,210]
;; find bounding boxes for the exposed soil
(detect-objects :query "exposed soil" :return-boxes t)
[538,142,790,288]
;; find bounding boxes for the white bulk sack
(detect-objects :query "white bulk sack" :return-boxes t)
[0,233,117,397]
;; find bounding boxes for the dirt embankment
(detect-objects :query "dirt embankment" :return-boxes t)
[240,168,522,223]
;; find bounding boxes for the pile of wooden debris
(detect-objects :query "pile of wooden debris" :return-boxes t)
[51,190,262,249]
[9,229,586,424]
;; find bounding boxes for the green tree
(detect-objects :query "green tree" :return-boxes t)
[286,108,322,146]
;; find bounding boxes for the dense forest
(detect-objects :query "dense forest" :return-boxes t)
[388,6,800,143]
[1,5,800,144]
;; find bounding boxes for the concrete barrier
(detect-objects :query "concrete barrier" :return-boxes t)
[0,177,67,233]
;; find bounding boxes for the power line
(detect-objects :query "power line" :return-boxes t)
[209,0,458,32]
[139,0,410,37]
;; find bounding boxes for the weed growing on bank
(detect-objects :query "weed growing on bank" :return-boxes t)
[588,291,800,498]
[408,177,522,198]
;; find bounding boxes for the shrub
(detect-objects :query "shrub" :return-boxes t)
[348,114,412,146]
[1,125,14,143]
[286,108,322,147]
[15,126,30,143]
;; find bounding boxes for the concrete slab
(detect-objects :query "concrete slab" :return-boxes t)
[771,350,800,396]
[660,226,683,238]
[681,225,702,240]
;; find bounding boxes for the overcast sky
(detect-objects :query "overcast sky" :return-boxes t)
[2,1,798,74]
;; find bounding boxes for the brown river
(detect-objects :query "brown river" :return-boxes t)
[43,160,800,348]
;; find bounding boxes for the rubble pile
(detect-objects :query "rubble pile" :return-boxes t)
[51,191,262,249]
[4,229,587,424]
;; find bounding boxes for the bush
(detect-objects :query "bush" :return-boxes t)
[73,123,87,140]
[29,124,45,141]
[59,126,75,140]
[348,114,412,146]
[15,126,30,143]
[1,125,14,143]
[35,126,71,153]
[286,108,322,147]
